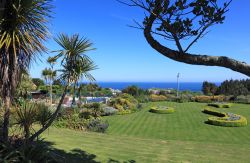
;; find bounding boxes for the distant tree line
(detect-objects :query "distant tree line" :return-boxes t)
[202,79,250,96]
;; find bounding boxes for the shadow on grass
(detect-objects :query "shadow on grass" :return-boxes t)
[52,148,99,163]
[44,141,136,163]
[107,159,136,163]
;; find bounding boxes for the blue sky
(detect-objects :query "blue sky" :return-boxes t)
[30,0,250,82]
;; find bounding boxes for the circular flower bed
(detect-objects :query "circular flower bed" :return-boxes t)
[149,106,175,114]
[207,102,232,108]
[203,108,247,127]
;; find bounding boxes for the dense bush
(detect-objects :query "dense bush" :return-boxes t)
[149,94,167,102]
[79,109,92,119]
[0,140,60,162]
[38,85,49,92]
[202,79,250,96]
[218,79,250,96]
[32,78,45,88]
[86,118,109,133]
[78,83,113,97]
[207,115,247,127]
[108,93,138,111]
[117,109,132,115]
[122,85,144,96]
[176,94,193,103]
[12,101,52,139]
[55,106,109,132]
[54,113,87,130]
[83,103,102,118]
[54,108,87,130]
[192,95,225,103]
[202,108,225,117]
[234,95,250,104]
[203,108,247,127]
[207,103,232,108]
[163,94,175,101]
[136,94,150,103]
[101,107,118,116]
[149,106,175,114]
[36,103,53,127]
[202,81,218,95]
[84,102,101,109]
[58,107,76,119]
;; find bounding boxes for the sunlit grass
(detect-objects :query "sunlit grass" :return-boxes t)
[42,102,250,162]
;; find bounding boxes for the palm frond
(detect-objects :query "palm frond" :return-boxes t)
[53,33,97,84]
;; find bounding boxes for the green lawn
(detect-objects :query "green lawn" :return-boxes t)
[42,102,250,162]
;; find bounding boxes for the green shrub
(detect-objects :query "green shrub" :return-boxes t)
[101,107,118,116]
[203,108,225,117]
[108,93,138,111]
[84,102,101,109]
[54,114,87,130]
[136,94,150,103]
[192,95,212,103]
[165,94,177,102]
[149,106,175,114]
[79,109,92,119]
[203,108,247,127]
[86,118,109,133]
[35,103,52,127]
[207,103,232,108]
[13,102,38,139]
[207,115,247,127]
[0,140,60,163]
[234,95,250,104]
[192,95,225,103]
[117,109,131,115]
[54,108,88,130]
[149,94,167,102]
[58,108,75,119]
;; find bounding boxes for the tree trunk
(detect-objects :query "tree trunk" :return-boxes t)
[0,53,19,142]
[72,81,77,106]
[143,1,250,77]
[29,83,69,141]
[78,85,82,103]
[50,79,53,106]
[2,95,10,142]
[24,125,30,140]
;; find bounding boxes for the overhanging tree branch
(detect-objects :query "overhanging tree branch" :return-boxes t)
[121,0,250,77]
[143,1,250,77]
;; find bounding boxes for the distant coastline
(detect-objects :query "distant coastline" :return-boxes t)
[84,82,221,92]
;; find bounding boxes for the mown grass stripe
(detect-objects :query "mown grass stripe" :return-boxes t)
[42,102,250,162]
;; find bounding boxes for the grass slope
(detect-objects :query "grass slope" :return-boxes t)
[43,102,250,162]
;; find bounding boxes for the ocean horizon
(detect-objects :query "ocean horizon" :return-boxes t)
[86,82,221,92]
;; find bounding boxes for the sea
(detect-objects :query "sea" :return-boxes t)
[90,82,220,92]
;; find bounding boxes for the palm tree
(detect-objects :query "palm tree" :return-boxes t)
[53,33,96,105]
[42,68,56,105]
[42,68,50,85]
[48,69,56,105]
[29,33,97,141]
[47,57,57,105]
[0,0,52,142]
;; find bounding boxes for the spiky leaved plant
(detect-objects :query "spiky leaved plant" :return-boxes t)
[0,0,52,142]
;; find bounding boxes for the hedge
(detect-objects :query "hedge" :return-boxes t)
[149,106,175,114]
[149,94,167,102]
[202,107,225,117]
[192,95,225,103]
[203,108,247,127]
[207,103,232,108]
[207,116,247,127]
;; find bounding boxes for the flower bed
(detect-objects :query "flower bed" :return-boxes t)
[203,108,247,127]
[149,106,175,114]
[207,102,232,108]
